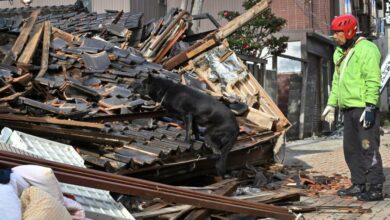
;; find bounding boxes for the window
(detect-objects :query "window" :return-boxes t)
[266,41,302,74]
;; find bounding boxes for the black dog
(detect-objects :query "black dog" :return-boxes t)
[138,74,239,176]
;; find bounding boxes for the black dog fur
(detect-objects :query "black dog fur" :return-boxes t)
[139,74,239,176]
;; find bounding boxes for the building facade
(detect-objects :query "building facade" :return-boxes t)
[166,0,387,139]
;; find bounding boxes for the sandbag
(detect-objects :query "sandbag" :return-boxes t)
[0,183,22,220]
[12,165,64,205]
[21,186,72,220]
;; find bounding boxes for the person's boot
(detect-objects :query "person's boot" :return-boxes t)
[358,184,384,201]
[337,184,365,197]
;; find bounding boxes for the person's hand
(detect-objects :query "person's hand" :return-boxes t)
[359,105,376,129]
[321,106,335,125]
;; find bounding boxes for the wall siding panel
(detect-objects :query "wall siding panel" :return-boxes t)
[0,0,130,13]
[0,0,76,8]
[91,0,130,13]
[131,0,166,23]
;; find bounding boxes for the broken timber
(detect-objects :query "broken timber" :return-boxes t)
[36,21,51,78]
[0,150,296,220]
[0,1,291,181]
[163,0,270,70]
[16,23,44,65]
[0,114,104,129]
[2,9,41,65]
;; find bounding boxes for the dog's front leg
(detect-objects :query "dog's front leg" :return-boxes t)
[192,120,199,140]
[184,113,193,143]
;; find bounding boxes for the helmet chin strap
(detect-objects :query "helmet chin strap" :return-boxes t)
[341,35,359,51]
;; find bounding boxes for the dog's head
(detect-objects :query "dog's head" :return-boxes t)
[134,73,171,102]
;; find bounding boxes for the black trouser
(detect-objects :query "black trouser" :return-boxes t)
[343,108,385,185]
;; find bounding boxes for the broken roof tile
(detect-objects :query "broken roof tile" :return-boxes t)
[107,23,129,37]
[51,37,68,50]
[123,12,143,30]
[80,37,110,51]
[82,51,111,71]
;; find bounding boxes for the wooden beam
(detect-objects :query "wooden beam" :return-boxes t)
[245,107,277,131]
[0,150,296,220]
[52,27,79,43]
[0,114,105,129]
[36,21,51,78]
[17,23,44,65]
[183,180,239,220]
[164,0,270,70]
[2,9,41,65]
[0,92,24,102]
[133,205,192,218]
[153,20,187,63]
[247,73,292,131]
[0,121,127,147]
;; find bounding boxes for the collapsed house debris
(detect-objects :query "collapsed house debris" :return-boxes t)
[0,0,341,219]
[0,0,289,182]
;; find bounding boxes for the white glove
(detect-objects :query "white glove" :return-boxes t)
[321,106,335,125]
[359,105,376,129]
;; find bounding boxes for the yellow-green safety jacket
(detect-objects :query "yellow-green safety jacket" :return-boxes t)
[328,38,381,108]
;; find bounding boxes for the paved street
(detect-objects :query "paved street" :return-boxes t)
[284,128,390,219]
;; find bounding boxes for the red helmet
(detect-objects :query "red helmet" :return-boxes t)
[331,14,358,40]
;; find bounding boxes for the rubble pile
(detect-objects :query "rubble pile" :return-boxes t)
[0,1,321,219]
[0,0,290,183]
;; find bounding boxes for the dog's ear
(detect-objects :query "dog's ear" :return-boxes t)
[147,72,158,86]
[146,72,153,84]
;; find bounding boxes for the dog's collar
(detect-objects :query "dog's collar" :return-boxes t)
[159,91,167,105]
[158,83,173,106]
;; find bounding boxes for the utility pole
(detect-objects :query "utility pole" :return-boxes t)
[180,0,189,10]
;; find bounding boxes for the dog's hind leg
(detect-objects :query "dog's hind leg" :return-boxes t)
[215,138,234,177]
[209,131,238,177]
[204,133,221,155]
[204,133,233,176]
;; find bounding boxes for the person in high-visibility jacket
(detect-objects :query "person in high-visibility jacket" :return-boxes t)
[322,14,385,201]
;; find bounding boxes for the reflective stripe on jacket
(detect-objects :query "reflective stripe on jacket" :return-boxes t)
[328,39,381,108]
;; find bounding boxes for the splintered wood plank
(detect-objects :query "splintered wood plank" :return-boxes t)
[182,180,240,220]
[0,114,105,129]
[154,20,187,63]
[247,72,291,131]
[133,205,192,218]
[17,23,44,65]
[2,9,41,65]
[12,73,32,86]
[36,21,51,78]
[245,107,277,131]
[52,27,79,43]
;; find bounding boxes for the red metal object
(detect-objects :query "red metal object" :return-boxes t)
[331,14,357,40]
